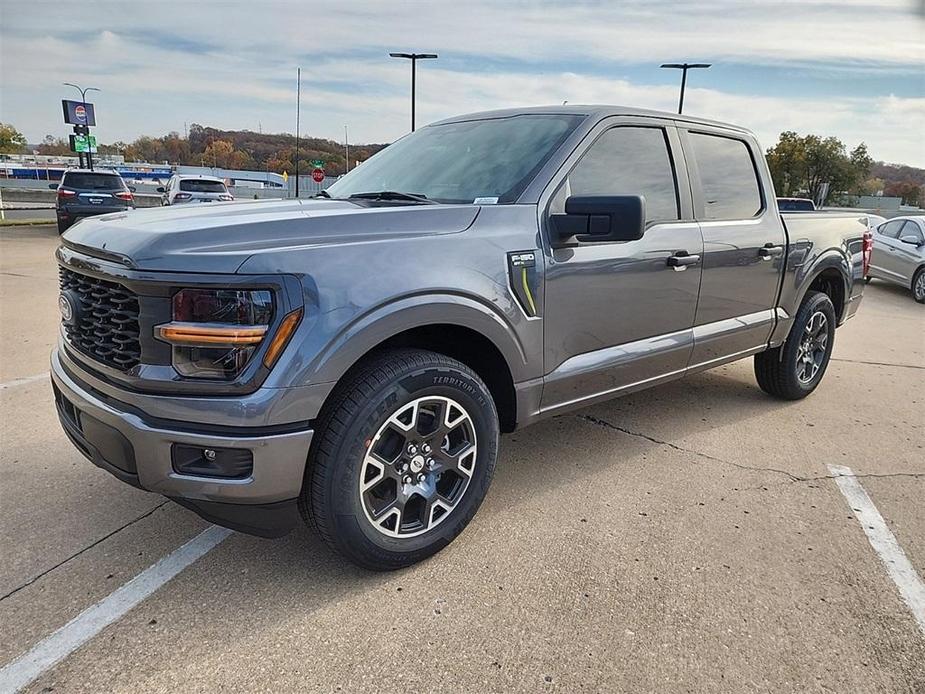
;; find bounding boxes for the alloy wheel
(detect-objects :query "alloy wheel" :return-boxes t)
[796,311,829,384]
[914,272,925,301]
[359,396,477,538]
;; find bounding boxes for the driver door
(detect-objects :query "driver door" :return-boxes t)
[540,119,703,413]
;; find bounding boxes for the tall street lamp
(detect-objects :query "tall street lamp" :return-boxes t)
[389,52,438,131]
[63,83,100,170]
[659,63,710,114]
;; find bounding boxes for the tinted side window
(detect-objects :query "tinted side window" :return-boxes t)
[879,220,904,238]
[689,133,762,220]
[562,126,679,221]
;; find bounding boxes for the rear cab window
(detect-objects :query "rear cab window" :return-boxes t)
[688,132,763,220]
[180,180,228,193]
[62,172,126,191]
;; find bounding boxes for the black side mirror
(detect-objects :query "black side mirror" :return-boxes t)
[156,187,165,193]
[128,185,137,193]
[48,183,58,190]
[551,195,645,244]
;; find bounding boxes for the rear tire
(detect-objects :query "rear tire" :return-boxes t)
[912,267,925,304]
[301,348,499,570]
[57,219,70,235]
[754,290,836,400]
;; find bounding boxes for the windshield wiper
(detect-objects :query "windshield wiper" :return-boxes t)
[348,191,437,204]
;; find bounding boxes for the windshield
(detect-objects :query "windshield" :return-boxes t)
[63,172,126,191]
[180,179,227,193]
[327,114,584,204]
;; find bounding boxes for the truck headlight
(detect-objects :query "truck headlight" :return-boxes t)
[155,288,299,379]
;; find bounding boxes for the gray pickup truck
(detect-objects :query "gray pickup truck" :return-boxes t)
[52,106,870,569]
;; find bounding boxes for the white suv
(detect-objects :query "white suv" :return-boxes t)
[159,175,233,205]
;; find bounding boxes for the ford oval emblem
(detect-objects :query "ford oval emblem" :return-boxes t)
[59,293,74,323]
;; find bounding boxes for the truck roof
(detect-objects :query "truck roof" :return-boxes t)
[433,104,753,136]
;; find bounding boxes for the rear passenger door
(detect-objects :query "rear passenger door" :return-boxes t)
[680,128,785,367]
[540,119,703,411]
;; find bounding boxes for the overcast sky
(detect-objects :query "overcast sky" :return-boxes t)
[1,0,923,165]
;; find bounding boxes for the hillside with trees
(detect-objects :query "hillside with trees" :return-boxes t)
[3,120,923,205]
[2,122,386,177]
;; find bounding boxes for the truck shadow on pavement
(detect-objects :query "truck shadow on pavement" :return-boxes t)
[169,364,787,599]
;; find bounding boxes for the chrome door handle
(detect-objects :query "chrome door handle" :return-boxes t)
[759,243,784,259]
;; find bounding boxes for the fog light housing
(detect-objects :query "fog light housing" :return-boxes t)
[172,444,253,479]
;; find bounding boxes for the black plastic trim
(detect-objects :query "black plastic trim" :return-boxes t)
[169,496,298,538]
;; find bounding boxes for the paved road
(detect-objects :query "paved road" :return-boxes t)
[1,224,923,692]
[0,208,55,222]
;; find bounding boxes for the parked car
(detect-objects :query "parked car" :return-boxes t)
[51,169,135,234]
[777,197,816,211]
[862,214,886,232]
[867,215,925,303]
[158,174,233,205]
[52,106,869,570]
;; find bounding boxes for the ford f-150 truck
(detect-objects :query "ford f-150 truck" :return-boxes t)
[51,106,870,570]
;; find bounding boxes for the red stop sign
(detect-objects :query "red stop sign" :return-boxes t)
[311,168,325,183]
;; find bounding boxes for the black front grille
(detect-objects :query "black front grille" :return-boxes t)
[59,267,141,371]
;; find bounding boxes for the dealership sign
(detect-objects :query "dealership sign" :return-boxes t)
[69,134,98,153]
[62,100,97,126]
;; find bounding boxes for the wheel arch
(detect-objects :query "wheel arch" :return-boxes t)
[795,251,851,324]
[807,267,847,323]
[305,295,527,433]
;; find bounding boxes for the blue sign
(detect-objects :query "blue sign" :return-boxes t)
[62,100,96,126]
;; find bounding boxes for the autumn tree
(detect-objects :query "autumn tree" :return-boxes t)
[0,123,27,153]
[884,180,923,206]
[35,135,71,156]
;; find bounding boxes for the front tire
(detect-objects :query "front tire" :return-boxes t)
[754,290,836,400]
[301,348,499,570]
[912,267,925,304]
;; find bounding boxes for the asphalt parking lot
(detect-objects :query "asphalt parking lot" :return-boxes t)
[1,223,923,693]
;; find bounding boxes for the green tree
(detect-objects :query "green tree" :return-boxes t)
[766,132,873,205]
[765,131,806,197]
[0,123,28,153]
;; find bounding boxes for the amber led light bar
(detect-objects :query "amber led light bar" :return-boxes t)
[156,322,268,347]
[263,309,302,367]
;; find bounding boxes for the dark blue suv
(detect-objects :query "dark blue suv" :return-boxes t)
[52,169,135,234]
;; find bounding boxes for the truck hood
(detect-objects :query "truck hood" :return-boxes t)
[62,198,481,273]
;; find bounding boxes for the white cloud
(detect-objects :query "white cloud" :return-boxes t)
[1,0,923,165]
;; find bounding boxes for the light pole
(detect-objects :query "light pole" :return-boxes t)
[344,125,350,173]
[63,83,100,169]
[659,63,710,114]
[389,52,438,131]
[294,67,301,198]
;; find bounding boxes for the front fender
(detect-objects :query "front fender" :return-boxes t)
[271,291,532,394]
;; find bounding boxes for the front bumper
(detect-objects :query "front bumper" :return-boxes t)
[50,348,313,537]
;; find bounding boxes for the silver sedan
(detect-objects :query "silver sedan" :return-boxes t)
[867,215,925,303]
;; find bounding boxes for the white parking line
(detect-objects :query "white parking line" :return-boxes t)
[0,372,49,390]
[0,525,232,693]
[828,465,925,636]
